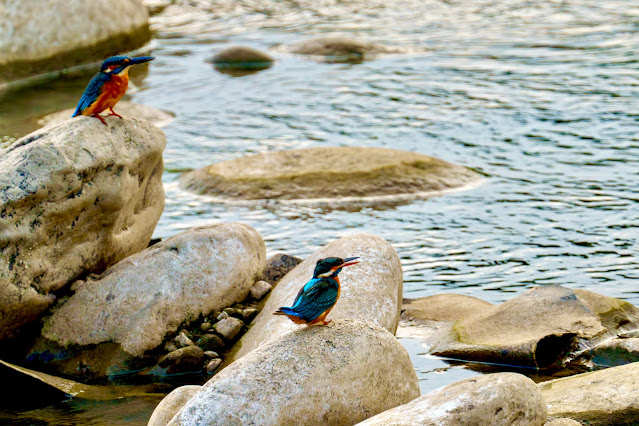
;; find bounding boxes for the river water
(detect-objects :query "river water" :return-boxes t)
[1,0,638,424]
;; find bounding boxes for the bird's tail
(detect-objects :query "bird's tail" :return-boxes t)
[274,307,300,317]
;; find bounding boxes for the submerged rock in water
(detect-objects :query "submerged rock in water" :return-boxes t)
[0,0,150,86]
[540,361,639,424]
[0,117,165,341]
[228,233,403,362]
[30,223,265,379]
[210,46,274,74]
[358,373,547,426]
[583,337,639,367]
[39,102,175,129]
[405,286,639,368]
[286,37,400,62]
[164,320,419,425]
[181,147,480,205]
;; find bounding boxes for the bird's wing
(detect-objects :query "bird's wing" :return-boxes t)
[72,72,110,116]
[291,279,338,321]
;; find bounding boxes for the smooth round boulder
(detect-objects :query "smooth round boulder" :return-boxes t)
[540,361,639,424]
[0,117,165,341]
[287,37,399,62]
[39,102,175,129]
[181,147,480,205]
[358,373,547,426]
[0,0,150,85]
[210,46,274,71]
[166,320,420,426]
[30,223,265,378]
[228,233,403,362]
[148,385,201,426]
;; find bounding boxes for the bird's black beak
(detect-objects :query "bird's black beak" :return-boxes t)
[341,257,360,267]
[129,56,155,65]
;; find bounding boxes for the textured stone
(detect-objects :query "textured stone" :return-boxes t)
[544,419,582,426]
[30,223,265,378]
[211,46,274,69]
[205,358,222,374]
[587,337,639,367]
[229,233,403,362]
[262,253,302,284]
[175,332,194,348]
[0,117,165,341]
[181,147,480,204]
[214,317,244,340]
[147,385,201,426]
[540,361,639,424]
[0,0,150,84]
[157,346,205,374]
[403,294,493,322]
[287,37,399,62]
[196,334,225,353]
[430,285,639,368]
[249,280,272,299]
[166,320,419,426]
[359,373,547,426]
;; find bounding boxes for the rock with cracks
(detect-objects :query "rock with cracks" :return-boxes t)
[165,320,420,426]
[30,223,265,379]
[0,117,165,341]
[228,233,403,362]
[358,373,547,426]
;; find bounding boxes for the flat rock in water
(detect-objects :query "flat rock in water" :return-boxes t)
[211,46,274,70]
[539,361,639,424]
[228,233,403,362]
[427,285,639,368]
[287,37,400,62]
[164,320,420,425]
[31,223,265,379]
[586,337,639,367]
[181,147,480,205]
[358,373,547,426]
[39,102,175,128]
[403,294,493,322]
[0,117,165,341]
[0,0,150,85]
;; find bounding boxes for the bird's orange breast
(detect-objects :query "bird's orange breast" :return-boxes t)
[83,72,130,116]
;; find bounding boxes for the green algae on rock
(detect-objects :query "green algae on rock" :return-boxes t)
[181,147,481,205]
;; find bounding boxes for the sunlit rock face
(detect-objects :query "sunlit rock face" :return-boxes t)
[181,147,481,206]
[0,117,165,341]
[0,0,150,85]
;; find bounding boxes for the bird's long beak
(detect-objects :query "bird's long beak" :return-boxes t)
[341,257,360,267]
[129,56,155,65]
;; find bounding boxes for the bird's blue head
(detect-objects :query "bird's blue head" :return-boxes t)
[313,257,360,279]
[100,55,155,74]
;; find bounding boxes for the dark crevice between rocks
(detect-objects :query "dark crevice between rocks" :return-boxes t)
[533,333,580,369]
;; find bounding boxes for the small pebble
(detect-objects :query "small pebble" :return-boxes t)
[217,311,229,321]
[242,308,258,320]
[201,322,212,332]
[164,342,178,353]
[214,317,244,340]
[204,351,219,358]
[250,280,273,300]
[206,358,222,374]
[223,307,236,316]
[175,331,194,347]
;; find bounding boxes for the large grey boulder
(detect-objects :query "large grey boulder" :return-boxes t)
[358,373,547,426]
[229,233,403,362]
[0,0,150,85]
[181,147,480,205]
[39,102,175,129]
[418,286,639,368]
[148,385,201,426]
[31,223,265,378]
[540,361,639,424]
[0,117,165,341]
[166,320,420,426]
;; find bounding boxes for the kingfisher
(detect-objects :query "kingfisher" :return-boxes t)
[274,257,360,325]
[72,55,154,125]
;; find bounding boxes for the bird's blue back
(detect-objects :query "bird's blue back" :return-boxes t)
[289,277,339,321]
[72,72,111,117]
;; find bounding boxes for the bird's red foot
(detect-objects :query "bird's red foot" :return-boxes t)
[323,320,332,325]
[108,108,123,119]
[93,114,108,125]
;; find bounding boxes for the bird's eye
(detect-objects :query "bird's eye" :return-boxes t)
[124,58,130,63]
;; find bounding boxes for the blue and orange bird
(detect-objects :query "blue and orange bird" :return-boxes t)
[72,55,154,125]
[274,257,360,325]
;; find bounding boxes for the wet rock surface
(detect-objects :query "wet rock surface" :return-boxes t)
[210,46,274,71]
[165,320,420,425]
[358,373,547,426]
[229,233,404,362]
[540,361,639,424]
[180,147,480,204]
[30,223,265,378]
[0,117,165,341]
[0,0,150,85]
[286,36,400,62]
[405,286,639,368]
